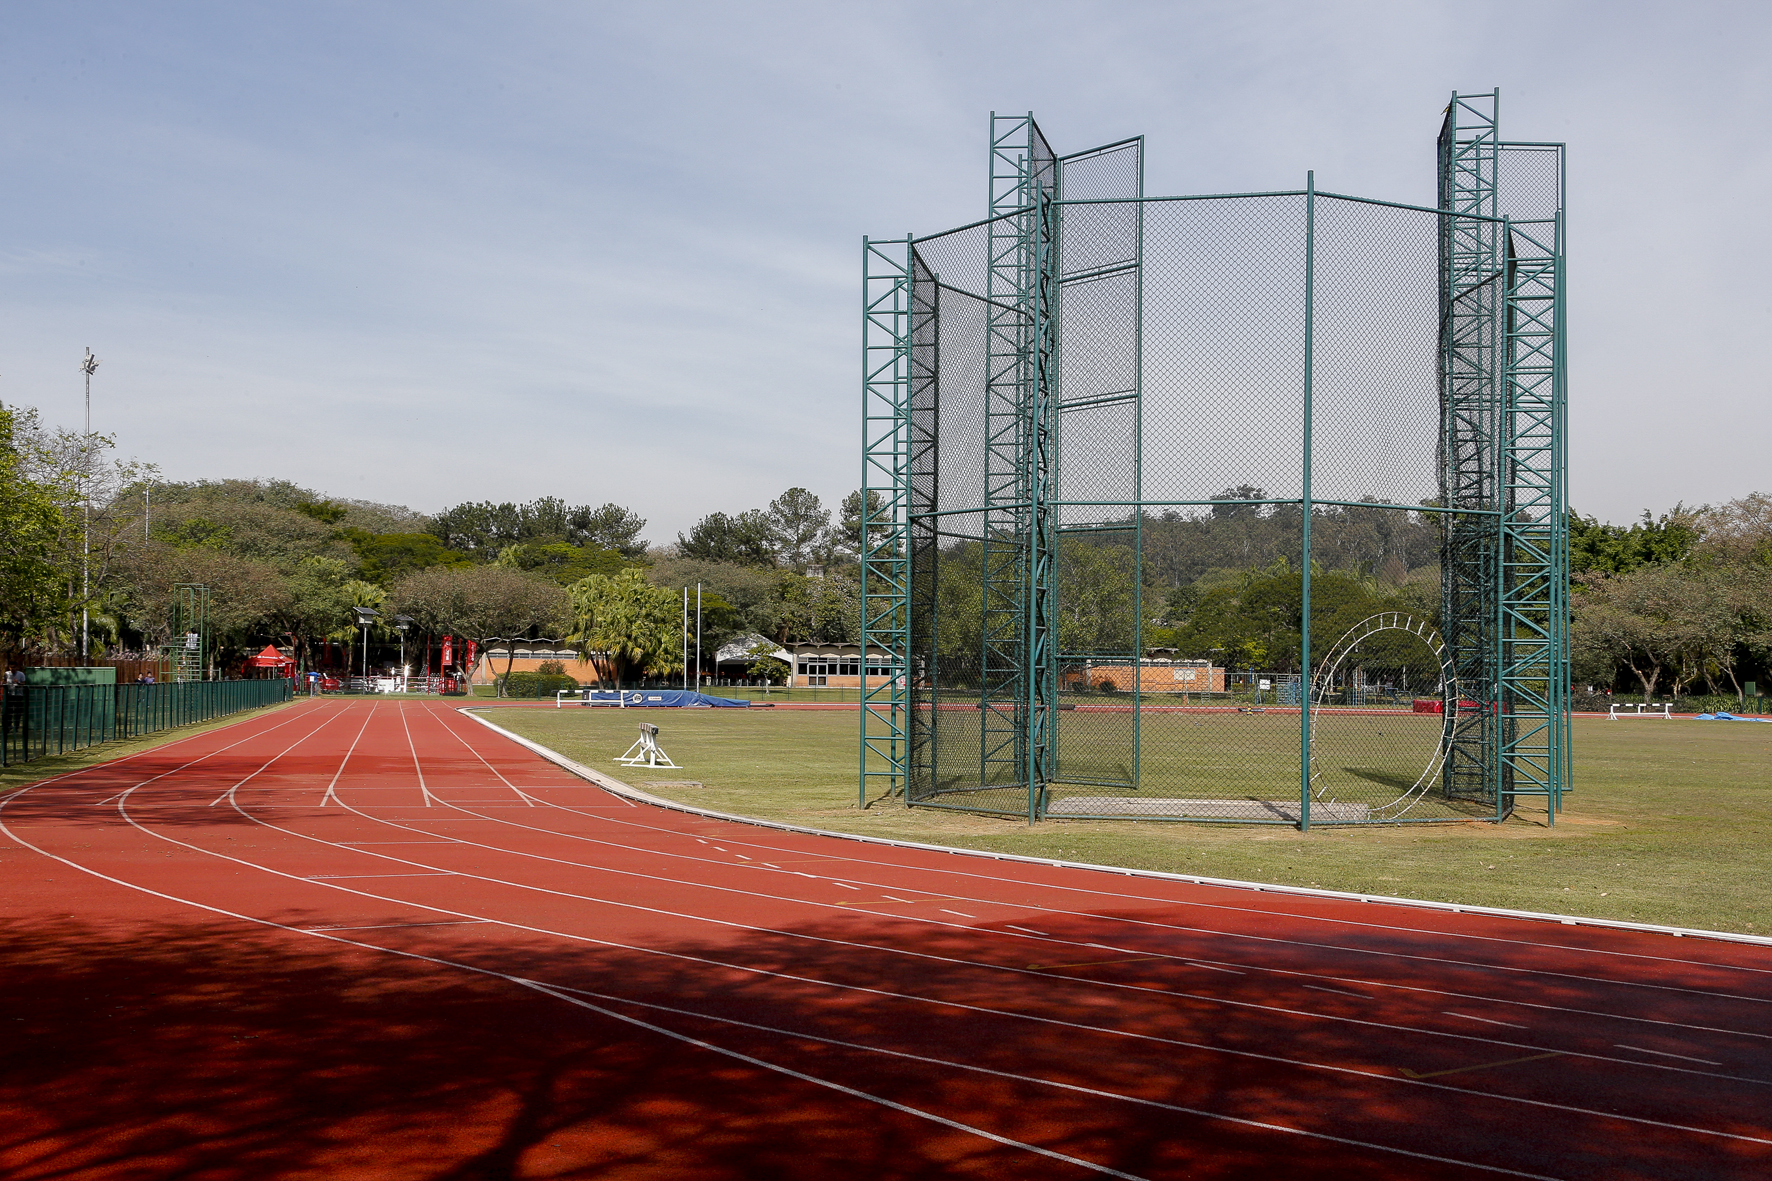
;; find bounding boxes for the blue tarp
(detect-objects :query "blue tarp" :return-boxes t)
[1694,712,1772,722]
[575,690,750,708]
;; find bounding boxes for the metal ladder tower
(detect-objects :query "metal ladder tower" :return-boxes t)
[1497,134,1569,819]
[1437,90,1504,810]
[1437,90,1568,820]
[859,234,913,805]
[981,113,1058,812]
[166,583,210,682]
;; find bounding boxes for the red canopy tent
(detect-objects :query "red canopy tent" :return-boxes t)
[244,645,295,678]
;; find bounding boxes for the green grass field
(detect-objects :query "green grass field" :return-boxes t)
[487,705,1772,936]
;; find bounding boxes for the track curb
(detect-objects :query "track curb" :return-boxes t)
[460,706,1772,951]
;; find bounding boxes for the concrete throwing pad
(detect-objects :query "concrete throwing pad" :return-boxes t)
[1045,796,1372,823]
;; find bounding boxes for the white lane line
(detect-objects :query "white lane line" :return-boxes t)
[1304,985,1368,999]
[1187,962,1247,975]
[304,865,457,872]
[424,706,622,806]
[215,749,1772,1090]
[1446,1012,1530,1030]
[1615,1045,1723,1066]
[303,921,492,931]
[434,729,1772,1014]
[517,767,1772,984]
[401,704,442,809]
[526,981,1567,1181]
[11,787,1768,1153]
[833,881,859,890]
[517,979,1161,1181]
[940,909,977,920]
[56,709,323,809]
[330,709,1772,1079]
[338,842,458,845]
[319,705,378,807]
[1005,925,1050,936]
[413,705,541,806]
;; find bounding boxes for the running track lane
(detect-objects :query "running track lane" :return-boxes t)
[1,699,1768,1180]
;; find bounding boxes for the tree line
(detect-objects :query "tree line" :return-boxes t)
[0,399,867,684]
[5,397,1766,697]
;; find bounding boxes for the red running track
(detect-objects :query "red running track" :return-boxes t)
[2,697,1769,1180]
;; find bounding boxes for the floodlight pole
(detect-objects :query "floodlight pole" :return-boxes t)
[80,348,99,661]
[695,583,702,689]
[681,587,689,691]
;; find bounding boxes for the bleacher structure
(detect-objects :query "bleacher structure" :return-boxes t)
[860,91,1567,826]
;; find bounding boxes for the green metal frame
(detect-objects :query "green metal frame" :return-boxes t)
[1436,91,1569,823]
[1437,91,1505,814]
[1496,148,1568,819]
[859,236,912,805]
[978,113,1055,811]
[863,94,1568,827]
[1050,136,1145,801]
[169,583,211,682]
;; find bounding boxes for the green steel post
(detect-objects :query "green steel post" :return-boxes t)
[1300,171,1316,832]
[1438,90,1504,812]
[860,234,914,807]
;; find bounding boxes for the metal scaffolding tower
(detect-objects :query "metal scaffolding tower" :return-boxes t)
[863,93,1567,826]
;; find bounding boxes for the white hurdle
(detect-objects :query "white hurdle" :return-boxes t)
[616,722,678,768]
[1608,702,1672,720]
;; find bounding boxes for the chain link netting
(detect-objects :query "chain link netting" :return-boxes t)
[901,191,1510,824]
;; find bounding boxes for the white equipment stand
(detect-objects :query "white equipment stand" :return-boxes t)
[1609,702,1672,720]
[616,722,677,768]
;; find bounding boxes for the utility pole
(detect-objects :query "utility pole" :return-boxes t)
[80,348,99,662]
[681,587,689,691]
[695,583,702,689]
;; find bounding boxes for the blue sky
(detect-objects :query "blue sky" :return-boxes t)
[4,1,1768,544]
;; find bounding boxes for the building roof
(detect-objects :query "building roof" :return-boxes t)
[714,633,791,665]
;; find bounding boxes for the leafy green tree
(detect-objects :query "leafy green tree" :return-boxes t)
[1569,509,1699,574]
[493,540,627,585]
[566,568,684,687]
[390,564,568,683]
[282,556,354,671]
[676,510,777,566]
[429,498,648,559]
[836,489,882,559]
[571,503,648,557]
[0,405,71,658]
[345,530,471,585]
[766,487,830,570]
[744,641,790,684]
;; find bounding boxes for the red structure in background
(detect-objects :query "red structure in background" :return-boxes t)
[242,645,295,680]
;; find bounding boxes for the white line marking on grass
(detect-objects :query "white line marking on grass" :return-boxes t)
[1615,1045,1722,1066]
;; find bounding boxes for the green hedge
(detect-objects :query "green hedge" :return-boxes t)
[500,673,580,699]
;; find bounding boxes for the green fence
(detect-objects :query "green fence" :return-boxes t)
[1,678,295,766]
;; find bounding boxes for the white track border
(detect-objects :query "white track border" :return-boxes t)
[461,707,1772,951]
